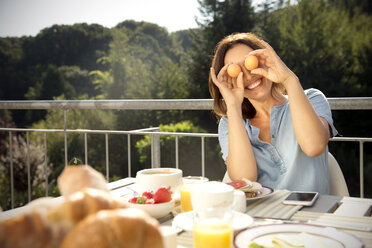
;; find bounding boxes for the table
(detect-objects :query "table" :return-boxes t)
[109,177,372,248]
[1,177,372,247]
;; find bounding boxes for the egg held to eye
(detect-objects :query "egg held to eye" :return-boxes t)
[227,64,241,78]
[244,55,259,71]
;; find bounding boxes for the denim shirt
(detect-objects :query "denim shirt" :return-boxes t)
[218,88,338,194]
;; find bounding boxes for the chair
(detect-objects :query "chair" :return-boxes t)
[222,152,349,196]
[328,152,349,196]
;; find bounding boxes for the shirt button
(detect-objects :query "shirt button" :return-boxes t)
[272,134,275,139]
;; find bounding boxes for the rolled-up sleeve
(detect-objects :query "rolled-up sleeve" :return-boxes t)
[218,117,229,162]
[306,88,338,137]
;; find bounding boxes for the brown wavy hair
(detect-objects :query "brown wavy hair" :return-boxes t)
[209,32,285,119]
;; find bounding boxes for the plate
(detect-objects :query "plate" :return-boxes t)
[172,211,253,232]
[234,223,365,248]
[244,186,274,201]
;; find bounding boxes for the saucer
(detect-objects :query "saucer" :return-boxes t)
[172,211,253,232]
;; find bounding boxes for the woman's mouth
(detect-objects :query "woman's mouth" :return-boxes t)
[246,80,262,90]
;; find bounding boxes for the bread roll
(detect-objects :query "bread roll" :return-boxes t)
[0,188,128,248]
[58,165,109,197]
[47,188,128,229]
[1,166,164,248]
[61,208,164,248]
[26,196,63,212]
[0,210,66,248]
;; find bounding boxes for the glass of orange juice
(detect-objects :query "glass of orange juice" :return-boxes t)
[180,176,208,212]
[193,209,233,248]
[191,181,235,248]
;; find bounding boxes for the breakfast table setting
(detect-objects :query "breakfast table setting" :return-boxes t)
[109,167,372,248]
[1,165,372,248]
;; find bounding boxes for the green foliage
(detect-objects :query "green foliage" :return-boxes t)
[91,25,191,101]
[0,37,28,100]
[136,121,203,165]
[59,66,98,97]
[25,64,76,100]
[0,133,53,210]
[135,121,225,179]
[29,95,118,181]
[22,23,112,70]
[262,0,372,97]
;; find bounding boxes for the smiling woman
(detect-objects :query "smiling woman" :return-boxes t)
[209,32,338,194]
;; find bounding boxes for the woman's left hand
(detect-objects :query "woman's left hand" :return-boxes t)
[249,40,297,87]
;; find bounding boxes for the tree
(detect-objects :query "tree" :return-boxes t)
[0,133,53,210]
[0,37,28,100]
[59,66,98,97]
[22,23,112,71]
[91,23,195,130]
[25,64,76,100]
[29,95,118,182]
[328,0,372,15]
[264,0,372,97]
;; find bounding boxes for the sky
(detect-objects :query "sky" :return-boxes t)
[0,0,264,37]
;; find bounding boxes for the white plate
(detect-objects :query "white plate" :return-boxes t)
[234,223,365,248]
[244,186,275,201]
[172,211,253,232]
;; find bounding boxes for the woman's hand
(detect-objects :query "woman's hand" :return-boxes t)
[249,40,297,88]
[210,64,244,108]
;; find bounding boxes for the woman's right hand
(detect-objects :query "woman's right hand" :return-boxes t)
[210,64,245,109]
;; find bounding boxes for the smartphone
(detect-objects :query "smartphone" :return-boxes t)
[282,191,319,206]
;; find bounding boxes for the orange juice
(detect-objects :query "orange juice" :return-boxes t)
[193,220,233,248]
[180,176,208,212]
[180,184,193,212]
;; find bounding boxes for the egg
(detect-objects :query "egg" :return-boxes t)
[244,55,259,71]
[227,64,241,78]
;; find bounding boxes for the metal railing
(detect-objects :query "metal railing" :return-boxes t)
[1,97,372,208]
[1,97,372,110]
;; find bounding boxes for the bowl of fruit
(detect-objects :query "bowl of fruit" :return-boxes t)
[128,186,174,219]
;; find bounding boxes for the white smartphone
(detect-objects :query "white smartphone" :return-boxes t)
[282,191,319,206]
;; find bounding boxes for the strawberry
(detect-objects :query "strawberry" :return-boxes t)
[136,196,147,204]
[142,191,153,199]
[153,186,172,203]
[145,198,155,204]
[129,197,138,203]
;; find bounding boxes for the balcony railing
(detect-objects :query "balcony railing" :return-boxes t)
[1,97,372,209]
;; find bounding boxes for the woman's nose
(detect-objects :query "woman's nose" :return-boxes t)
[241,65,252,81]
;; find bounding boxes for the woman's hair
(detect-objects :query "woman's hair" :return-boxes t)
[209,32,285,119]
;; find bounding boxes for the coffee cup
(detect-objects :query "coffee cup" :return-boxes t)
[190,181,246,213]
[190,181,235,212]
[159,225,178,248]
[136,168,182,193]
[233,190,247,213]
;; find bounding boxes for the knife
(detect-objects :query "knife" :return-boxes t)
[253,217,372,232]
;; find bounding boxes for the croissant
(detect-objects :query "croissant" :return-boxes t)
[1,165,164,248]
[61,208,164,248]
[0,188,129,248]
[0,209,66,248]
[57,165,109,198]
[47,188,128,229]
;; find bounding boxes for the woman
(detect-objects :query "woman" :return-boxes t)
[209,33,337,194]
